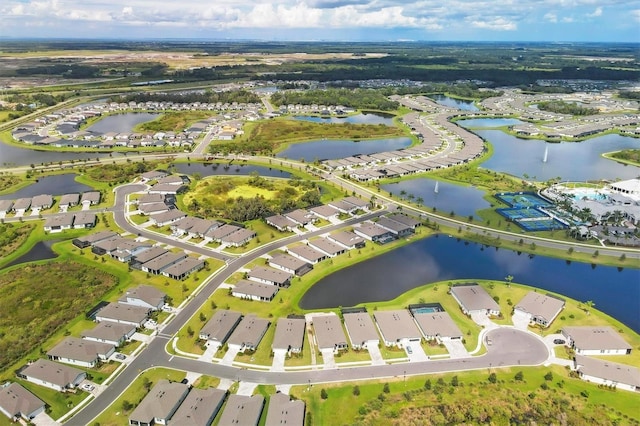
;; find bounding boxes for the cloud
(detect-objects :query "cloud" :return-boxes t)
[544,12,558,22]
[586,6,602,17]
[632,9,640,22]
[470,17,517,31]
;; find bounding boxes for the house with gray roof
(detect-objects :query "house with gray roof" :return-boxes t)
[312,315,348,352]
[574,355,640,392]
[272,317,306,354]
[308,238,346,257]
[128,380,189,426]
[353,222,394,243]
[266,214,297,232]
[386,213,421,229]
[218,394,264,426]
[18,359,86,392]
[73,212,97,229]
[232,280,279,302]
[309,204,339,220]
[44,214,74,232]
[81,322,136,347]
[374,310,422,348]
[140,170,168,182]
[151,210,187,227]
[247,266,292,288]
[328,199,359,214]
[119,285,166,311]
[286,244,326,264]
[148,183,187,195]
[343,312,380,349]
[12,198,31,214]
[141,252,188,275]
[450,283,500,316]
[139,202,171,216]
[343,196,369,210]
[514,292,565,328]
[284,209,316,226]
[0,200,13,214]
[31,194,53,210]
[221,227,256,247]
[137,193,165,205]
[131,246,168,266]
[95,303,150,327]
[0,383,46,421]
[328,231,366,249]
[59,193,80,209]
[80,191,101,207]
[375,216,414,237]
[72,230,118,248]
[199,310,243,346]
[268,253,312,276]
[205,224,241,242]
[265,392,305,426]
[227,315,270,352]
[162,257,205,281]
[170,387,226,426]
[562,326,632,355]
[413,311,463,342]
[47,337,115,368]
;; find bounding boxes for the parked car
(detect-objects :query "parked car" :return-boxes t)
[553,339,566,345]
[81,384,95,392]
[115,353,127,360]
[406,346,413,354]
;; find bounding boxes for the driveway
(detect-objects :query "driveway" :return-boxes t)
[367,344,385,365]
[221,346,241,366]
[442,339,469,358]
[271,349,286,372]
[320,349,336,369]
[33,411,60,426]
[406,344,429,362]
[512,310,531,330]
[471,312,499,330]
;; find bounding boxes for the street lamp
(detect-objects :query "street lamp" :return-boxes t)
[404,370,406,386]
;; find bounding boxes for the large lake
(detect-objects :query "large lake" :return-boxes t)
[381,179,490,220]
[477,130,639,181]
[276,137,413,162]
[292,112,395,126]
[173,162,291,178]
[86,112,160,134]
[3,240,58,269]
[300,236,640,332]
[0,141,115,167]
[456,118,524,128]
[0,174,93,199]
[431,95,480,111]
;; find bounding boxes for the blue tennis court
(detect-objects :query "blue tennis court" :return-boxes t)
[495,192,553,209]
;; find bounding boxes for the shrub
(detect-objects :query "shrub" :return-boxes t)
[320,389,328,400]
[515,371,524,381]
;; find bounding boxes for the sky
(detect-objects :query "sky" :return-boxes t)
[1,0,639,42]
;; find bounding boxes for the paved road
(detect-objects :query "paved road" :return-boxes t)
[68,327,547,425]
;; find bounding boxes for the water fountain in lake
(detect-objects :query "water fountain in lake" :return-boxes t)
[543,145,549,163]
[434,181,439,193]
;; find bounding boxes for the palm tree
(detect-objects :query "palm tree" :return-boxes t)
[416,197,424,205]
[584,300,595,315]
[399,190,407,199]
[504,275,514,287]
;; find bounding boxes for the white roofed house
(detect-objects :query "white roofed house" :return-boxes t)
[574,355,640,392]
[513,292,565,328]
[562,326,632,355]
[17,359,86,392]
[0,382,46,422]
[119,285,167,311]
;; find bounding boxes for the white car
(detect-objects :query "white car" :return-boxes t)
[81,384,95,392]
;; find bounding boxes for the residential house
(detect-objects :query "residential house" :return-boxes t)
[72,230,118,249]
[140,170,168,183]
[265,393,305,426]
[0,200,13,215]
[308,238,346,258]
[272,317,306,355]
[342,196,369,211]
[199,310,243,347]
[73,212,97,229]
[17,359,86,392]
[286,245,326,264]
[328,231,366,249]
[268,253,312,276]
[130,246,168,268]
[170,388,226,426]
[128,380,189,426]
[221,228,256,247]
[0,383,46,422]
[47,337,115,368]
[161,257,205,280]
[155,175,186,186]
[95,303,150,327]
[217,394,264,426]
[31,194,53,210]
[562,326,632,355]
[375,216,414,238]
[119,285,167,311]
[80,191,101,207]
[343,312,380,350]
[513,292,565,328]
[12,198,31,214]
[328,199,359,215]
[141,252,188,275]
[59,193,80,209]
[44,214,74,232]
[81,322,136,347]
[386,213,421,229]
[450,283,501,316]
[574,355,640,392]
[205,224,241,242]
[232,280,279,302]
[148,183,187,195]
[227,315,270,353]
[139,202,171,216]
[136,193,165,205]
[247,267,292,288]
[309,204,339,220]
[312,315,348,352]
[353,223,394,243]
[151,210,187,227]
[265,214,297,232]
[284,209,316,226]
[412,311,463,342]
[374,310,422,348]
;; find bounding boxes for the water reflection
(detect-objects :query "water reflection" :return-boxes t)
[0,174,93,199]
[276,137,412,162]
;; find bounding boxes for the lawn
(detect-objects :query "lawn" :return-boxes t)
[235,322,276,366]
[92,368,187,426]
[293,364,640,425]
[227,184,278,200]
[15,379,89,421]
[134,111,212,133]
